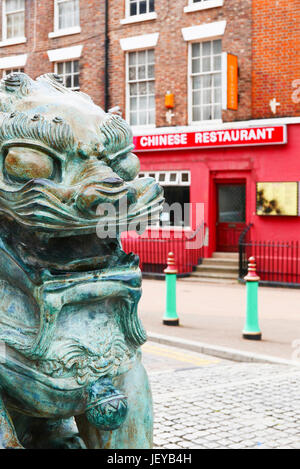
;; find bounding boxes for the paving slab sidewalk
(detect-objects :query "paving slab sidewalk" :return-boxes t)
[139,278,300,363]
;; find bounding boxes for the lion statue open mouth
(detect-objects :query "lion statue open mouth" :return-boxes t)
[0,73,164,449]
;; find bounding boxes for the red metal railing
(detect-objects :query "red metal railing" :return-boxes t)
[121,224,205,275]
[239,226,300,287]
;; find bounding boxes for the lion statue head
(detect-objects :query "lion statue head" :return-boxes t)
[0,72,163,272]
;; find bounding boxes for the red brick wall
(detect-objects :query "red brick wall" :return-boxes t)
[0,1,299,123]
[0,0,106,108]
[252,0,300,118]
[109,0,253,127]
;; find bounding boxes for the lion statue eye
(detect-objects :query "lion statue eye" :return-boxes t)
[4,147,54,182]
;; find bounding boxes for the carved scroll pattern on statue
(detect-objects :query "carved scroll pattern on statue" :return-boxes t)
[4,274,145,361]
[38,331,135,386]
[0,111,75,157]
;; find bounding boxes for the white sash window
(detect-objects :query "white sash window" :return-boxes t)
[2,0,25,41]
[127,49,155,127]
[55,60,80,91]
[189,39,222,123]
[127,0,155,17]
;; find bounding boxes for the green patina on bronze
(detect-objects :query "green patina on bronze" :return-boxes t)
[0,72,164,449]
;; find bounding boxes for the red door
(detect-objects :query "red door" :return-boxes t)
[216,183,246,252]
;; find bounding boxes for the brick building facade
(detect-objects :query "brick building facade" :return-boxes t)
[109,0,253,127]
[0,0,106,107]
[252,0,300,119]
[0,1,299,281]
[0,1,298,122]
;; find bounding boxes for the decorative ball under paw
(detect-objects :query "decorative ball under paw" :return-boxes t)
[85,378,128,431]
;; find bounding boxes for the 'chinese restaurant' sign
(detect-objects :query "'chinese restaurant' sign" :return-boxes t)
[133,125,287,152]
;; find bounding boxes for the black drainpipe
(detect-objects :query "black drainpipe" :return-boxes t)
[104,0,109,112]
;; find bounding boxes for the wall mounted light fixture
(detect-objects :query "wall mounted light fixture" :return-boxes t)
[165,91,174,109]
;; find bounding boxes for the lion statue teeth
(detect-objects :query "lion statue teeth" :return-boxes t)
[0,72,164,449]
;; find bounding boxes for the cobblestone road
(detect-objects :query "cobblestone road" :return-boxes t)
[142,342,300,449]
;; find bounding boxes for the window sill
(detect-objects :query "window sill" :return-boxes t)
[189,119,223,126]
[0,37,27,48]
[120,12,157,25]
[48,26,81,39]
[184,0,224,13]
[131,124,156,133]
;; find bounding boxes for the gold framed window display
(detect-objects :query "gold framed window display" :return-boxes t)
[256,182,299,216]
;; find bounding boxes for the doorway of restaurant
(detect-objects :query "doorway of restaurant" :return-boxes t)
[216,183,246,252]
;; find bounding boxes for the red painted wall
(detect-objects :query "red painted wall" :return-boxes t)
[136,124,300,257]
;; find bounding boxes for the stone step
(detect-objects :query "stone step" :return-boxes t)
[212,252,239,259]
[191,271,238,280]
[180,276,238,285]
[202,258,239,268]
[188,251,240,283]
[195,264,239,274]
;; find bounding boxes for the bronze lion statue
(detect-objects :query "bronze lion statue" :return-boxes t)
[0,72,163,449]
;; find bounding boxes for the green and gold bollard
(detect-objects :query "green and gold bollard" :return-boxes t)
[242,256,262,340]
[163,252,179,326]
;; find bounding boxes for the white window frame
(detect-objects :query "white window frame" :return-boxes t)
[54,60,80,91]
[49,0,81,39]
[184,0,224,13]
[138,171,191,229]
[138,171,191,187]
[2,67,24,78]
[1,0,26,46]
[126,48,156,130]
[121,0,157,24]
[126,0,155,17]
[188,39,224,125]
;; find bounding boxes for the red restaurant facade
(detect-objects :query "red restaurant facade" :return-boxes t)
[121,118,300,282]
